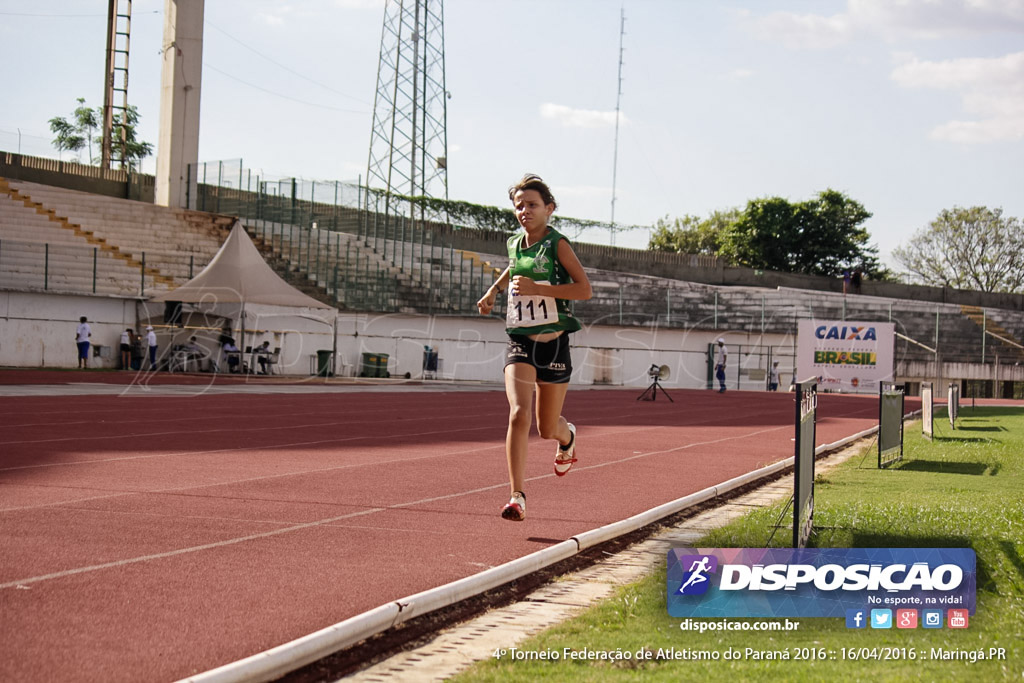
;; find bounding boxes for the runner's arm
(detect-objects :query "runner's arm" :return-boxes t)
[477,267,510,315]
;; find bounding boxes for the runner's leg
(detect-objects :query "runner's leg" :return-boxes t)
[536,381,571,446]
[504,362,536,494]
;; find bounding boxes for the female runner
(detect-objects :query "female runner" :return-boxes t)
[477,174,592,521]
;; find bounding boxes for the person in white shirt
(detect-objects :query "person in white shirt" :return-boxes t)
[222,339,241,373]
[254,341,273,374]
[119,328,134,370]
[75,316,92,369]
[769,360,780,391]
[715,338,728,393]
[146,326,158,370]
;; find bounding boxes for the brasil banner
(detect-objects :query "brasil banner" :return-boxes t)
[796,320,895,394]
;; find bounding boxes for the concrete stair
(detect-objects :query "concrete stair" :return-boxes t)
[5,177,1024,367]
[1,180,166,295]
[1,178,178,288]
[961,305,1024,362]
[2,178,235,289]
[244,219,510,314]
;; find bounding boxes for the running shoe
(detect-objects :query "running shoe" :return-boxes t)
[501,491,526,521]
[554,423,577,476]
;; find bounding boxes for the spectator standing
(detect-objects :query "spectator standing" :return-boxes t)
[852,269,863,294]
[715,338,728,393]
[769,360,781,391]
[131,329,145,370]
[119,328,134,370]
[75,316,92,369]
[146,326,158,370]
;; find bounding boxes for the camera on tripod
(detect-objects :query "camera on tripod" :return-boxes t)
[638,363,673,402]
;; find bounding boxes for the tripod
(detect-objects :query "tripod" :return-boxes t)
[637,372,674,402]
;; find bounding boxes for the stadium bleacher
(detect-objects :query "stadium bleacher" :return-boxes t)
[2,167,1024,391]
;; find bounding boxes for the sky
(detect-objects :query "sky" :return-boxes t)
[1,0,1022,270]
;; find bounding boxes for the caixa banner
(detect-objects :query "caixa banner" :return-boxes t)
[667,548,975,618]
[796,320,895,394]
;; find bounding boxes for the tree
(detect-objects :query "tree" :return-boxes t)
[49,98,153,170]
[49,97,99,163]
[893,206,1024,293]
[722,189,882,278]
[648,209,739,255]
[98,105,154,172]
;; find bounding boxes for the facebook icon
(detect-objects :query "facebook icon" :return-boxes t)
[846,609,867,629]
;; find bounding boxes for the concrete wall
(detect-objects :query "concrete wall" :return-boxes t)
[0,152,154,202]
[0,291,139,368]
[341,314,793,390]
[0,290,794,389]
[899,360,1024,385]
[3,290,1017,392]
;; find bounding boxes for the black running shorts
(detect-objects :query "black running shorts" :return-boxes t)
[504,334,572,384]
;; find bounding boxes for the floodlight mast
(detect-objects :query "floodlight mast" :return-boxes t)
[366,0,450,232]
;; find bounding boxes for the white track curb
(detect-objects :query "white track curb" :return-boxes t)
[180,420,897,683]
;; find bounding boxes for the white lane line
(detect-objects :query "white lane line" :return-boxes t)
[0,424,792,590]
[0,400,781,471]
[0,506,384,590]
[0,411,506,447]
[0,412,796,514]
[0,394,504,430]
[0,423,501,472]
[0,440,507,513]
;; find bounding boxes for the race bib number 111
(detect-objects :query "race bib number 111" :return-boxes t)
[507,281,558,328]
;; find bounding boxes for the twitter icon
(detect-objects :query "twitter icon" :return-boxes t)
[871,609,892,629]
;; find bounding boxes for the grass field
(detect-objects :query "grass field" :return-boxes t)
[454,406,1024,682]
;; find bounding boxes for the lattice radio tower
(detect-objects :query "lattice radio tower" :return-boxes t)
[366,0,449,228]
[610,6,626,246]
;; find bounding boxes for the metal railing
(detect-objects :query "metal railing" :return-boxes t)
[0,237,203,297]
[183,159,723,317]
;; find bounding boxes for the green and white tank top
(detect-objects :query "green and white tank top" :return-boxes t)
[505,228,582,335]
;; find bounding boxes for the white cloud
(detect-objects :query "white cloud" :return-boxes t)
[930,118,1024,143]
[745,0,1024,49]
[853,0,1024,37]
[333,0,385,8]
[540,103,626,129]
[749,11,853,49]
[559,184,610,199]
[892,51,1024,142]
[256,11,288,27]
[891,51,1024,88]
[730,68,756,79]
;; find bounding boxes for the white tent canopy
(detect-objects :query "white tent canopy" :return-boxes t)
[148,221,338,375]
[150,220,333,309]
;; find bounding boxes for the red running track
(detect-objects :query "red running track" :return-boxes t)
[0,384,909,682]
